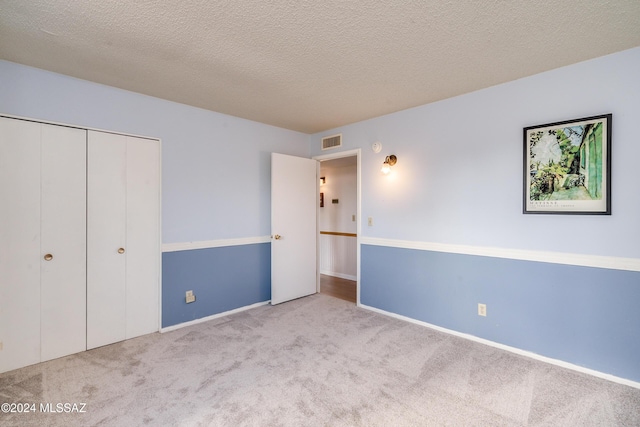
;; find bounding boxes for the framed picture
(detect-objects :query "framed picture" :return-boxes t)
[523,113,612,215]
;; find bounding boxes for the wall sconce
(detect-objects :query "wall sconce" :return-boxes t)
[319,176,326,185]
[381,155,397,174]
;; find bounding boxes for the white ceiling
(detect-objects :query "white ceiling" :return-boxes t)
[2,1,640,134]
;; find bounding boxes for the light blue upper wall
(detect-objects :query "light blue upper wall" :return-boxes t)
[0,60,310,244]
[310,47,640,259]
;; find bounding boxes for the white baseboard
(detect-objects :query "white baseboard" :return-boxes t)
[160,301,270,333]
[320,270,357,281]
[359,303,640,390]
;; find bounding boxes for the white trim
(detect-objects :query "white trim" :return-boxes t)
[356,153,361,306]
[320,270,357,281]
[0,113,158,141]
[162,236,271,252]
[359,303,640,390]
[160,301,270,333]
[313,148,360,162]
[157,138,163,333]
[361,237,640,272]
[316,160,321,294]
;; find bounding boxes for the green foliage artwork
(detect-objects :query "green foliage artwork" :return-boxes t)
[523,114,611,215]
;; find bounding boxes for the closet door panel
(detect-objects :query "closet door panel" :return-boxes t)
[0,118,41,372]
[125,136,160,338]
[87,131,127,349]
[40,124,87,361]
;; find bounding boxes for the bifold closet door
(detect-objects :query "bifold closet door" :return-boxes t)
[0,117,86,373]
[0,118,42,372]
[40,124,87,362]
[87,131,159,350]
[87,131,127,349]
[125,137,160,339]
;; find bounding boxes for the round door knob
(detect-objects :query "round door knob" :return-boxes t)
[118,248,125,254]
[273,234,282,240]
[44,253,53,261]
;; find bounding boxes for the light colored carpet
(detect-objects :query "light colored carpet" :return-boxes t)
[1,294,639,426]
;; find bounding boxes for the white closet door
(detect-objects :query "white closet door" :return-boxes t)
[40,124,87,361]
[125,136,160,339]
[0,118,86,371]
[0,118,42,372]
[87,131,127,349]
[87,131,160,349]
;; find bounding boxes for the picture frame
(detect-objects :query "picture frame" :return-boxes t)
[523,114,612,215]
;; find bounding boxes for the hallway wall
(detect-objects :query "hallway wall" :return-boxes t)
[319,161,357,279]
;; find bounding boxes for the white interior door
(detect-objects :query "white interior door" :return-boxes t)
[40,124,87,361]
[0,117,42,372]
[271,153,318,305]
[87,131,127,349]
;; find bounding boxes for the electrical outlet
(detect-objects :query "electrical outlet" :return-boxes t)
[185,290,196,304]
[478,303,487,317]
[352,214,356,222]
[0,341,3,351]
[368,217,374,226]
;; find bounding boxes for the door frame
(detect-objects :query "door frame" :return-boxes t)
[313,149,361,305]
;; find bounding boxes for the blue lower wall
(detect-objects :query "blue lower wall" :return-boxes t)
[361,244,640,382]
[162,243,270,328]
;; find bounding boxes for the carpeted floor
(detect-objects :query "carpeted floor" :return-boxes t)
[1,294,639,426]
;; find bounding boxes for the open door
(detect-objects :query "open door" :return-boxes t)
[271,153,318,305]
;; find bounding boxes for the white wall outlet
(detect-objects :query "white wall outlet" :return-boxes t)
[0,341,3,351]
[352,214,356,222]
[478,303,487,317]
[368,217,374,226]
[185,290,196,304]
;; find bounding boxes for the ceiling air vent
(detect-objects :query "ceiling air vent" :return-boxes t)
[321,134,342,150]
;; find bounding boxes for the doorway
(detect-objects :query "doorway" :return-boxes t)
[314,149,360,304]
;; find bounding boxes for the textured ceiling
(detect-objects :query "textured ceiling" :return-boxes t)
[2,1,640,134]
